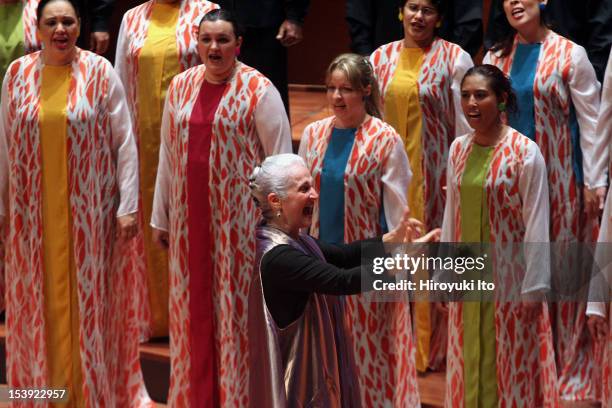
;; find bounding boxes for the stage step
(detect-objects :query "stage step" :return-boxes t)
[139,337,170,403]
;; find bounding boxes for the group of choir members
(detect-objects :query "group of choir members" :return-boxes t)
[0,0,610,407]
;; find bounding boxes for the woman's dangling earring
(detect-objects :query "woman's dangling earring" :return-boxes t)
[436,20,442,28]
[276,209,282,218]
[539,2,546,12]
[398,11,403,22]
[498,102,507,112]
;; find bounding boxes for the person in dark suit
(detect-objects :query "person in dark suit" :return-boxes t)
[74,0,115,54]
[345,0,404,55]
[216,0,310,115]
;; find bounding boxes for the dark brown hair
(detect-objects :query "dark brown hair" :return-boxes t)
[198,8,244,39]
[461,65,518,114]
[398,0,447,15]
[36,0,80,25]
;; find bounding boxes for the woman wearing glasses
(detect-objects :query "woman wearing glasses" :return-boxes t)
[370,0,473,372]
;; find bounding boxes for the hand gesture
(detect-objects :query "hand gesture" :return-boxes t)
[276,20,303,47]
[90,31,110,55]
[584,186,607,218]
[383,208,441,244]
[152,228,170,250]
[117,213,138,241]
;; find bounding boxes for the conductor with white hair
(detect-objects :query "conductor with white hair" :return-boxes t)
[246,153,440,407]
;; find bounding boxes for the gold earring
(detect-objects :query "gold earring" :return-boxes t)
[398,11,404,22]
[436,20,442,28]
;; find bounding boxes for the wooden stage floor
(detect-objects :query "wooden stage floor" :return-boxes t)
[289,86,329,146]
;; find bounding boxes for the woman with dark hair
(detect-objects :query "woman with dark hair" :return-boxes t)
[1,0,115,84]
[485,0,612,82]
[441,64,557,406]
[114,0,219,340]
[0,0,151,405]
[151,8,291,407]
[484,0,605,402]
[369,0,473,372]
[298,53,417,406]
[248,153,439,407]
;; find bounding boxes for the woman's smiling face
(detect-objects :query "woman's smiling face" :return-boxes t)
[278,165,319,235]
[326,69,369,129]
[502,0,546,32]
[461,73,504,134]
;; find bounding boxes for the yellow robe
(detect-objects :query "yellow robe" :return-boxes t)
[384,47,432,372]
[137,2,180,337]
[40,64,83,407]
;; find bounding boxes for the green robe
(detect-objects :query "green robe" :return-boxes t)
[460,143,498,407]
[0,2,24,84]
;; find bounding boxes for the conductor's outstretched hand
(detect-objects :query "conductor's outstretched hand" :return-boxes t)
[383,208,441,244]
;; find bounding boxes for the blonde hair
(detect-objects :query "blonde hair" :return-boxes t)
[326,53,382,119]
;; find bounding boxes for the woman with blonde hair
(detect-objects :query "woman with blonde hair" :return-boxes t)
[298,53,418,406]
